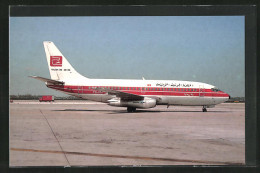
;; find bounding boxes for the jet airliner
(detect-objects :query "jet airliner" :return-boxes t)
[30,41,230,112]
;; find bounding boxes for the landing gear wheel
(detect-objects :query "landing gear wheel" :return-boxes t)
[127,107,136,112]
[202,107,207,112]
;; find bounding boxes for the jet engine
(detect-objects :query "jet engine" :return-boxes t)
[108,97,156,109]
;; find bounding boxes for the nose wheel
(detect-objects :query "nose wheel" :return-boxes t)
[127,107,136,112]
[202,106,207,112]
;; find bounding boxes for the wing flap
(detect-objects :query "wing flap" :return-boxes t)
[94,87,144,101]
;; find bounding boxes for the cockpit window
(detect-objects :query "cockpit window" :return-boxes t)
[211,88,221,92]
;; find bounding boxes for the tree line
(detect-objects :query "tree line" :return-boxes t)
[9,94,82,100]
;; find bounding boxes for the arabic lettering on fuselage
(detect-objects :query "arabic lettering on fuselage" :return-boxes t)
[156,83,193,87]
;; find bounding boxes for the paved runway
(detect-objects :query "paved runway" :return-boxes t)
[9,101,245,166]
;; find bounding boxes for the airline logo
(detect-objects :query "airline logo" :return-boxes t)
[147,84,151,86]
[50,56,62,67]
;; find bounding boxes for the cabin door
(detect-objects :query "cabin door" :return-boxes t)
[199,85,205,97]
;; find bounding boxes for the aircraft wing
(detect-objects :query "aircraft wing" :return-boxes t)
[94,87,162,101]
[29,76,64,85]
[94,87,144,101]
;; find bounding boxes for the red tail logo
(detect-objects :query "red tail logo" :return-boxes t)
[50,56,62,67]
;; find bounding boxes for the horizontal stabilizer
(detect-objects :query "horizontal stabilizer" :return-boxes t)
[29,76,64,85]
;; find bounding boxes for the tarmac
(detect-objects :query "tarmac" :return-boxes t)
[9,100,245,166]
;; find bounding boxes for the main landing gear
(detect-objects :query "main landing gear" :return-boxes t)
[202,106,207,112]
[127,107,136,112]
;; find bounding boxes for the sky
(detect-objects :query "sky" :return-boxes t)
[10,16,245,97]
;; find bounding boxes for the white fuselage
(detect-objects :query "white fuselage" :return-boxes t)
[48,78,230,106]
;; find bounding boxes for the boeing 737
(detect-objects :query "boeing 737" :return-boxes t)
[30,41,230,112]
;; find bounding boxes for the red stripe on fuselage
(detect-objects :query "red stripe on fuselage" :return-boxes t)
[47,85,229,98]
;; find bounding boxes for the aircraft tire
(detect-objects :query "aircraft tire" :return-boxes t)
[127,107,136,113]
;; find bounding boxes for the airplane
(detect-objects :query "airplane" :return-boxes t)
[30,41,230,112]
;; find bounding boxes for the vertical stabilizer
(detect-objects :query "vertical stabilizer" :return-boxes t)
[43,41,87,81]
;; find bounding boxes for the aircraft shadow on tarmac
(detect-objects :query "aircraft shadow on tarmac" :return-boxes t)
[52,109,231,114]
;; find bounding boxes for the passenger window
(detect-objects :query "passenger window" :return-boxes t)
[185,89,187,91]
[181,89,183,91]
[142,88,144,90]
[178,88,180,91]
[188,89,190,91]
[191,89,193,91]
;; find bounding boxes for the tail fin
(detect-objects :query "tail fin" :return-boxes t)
[43,41,88,81]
